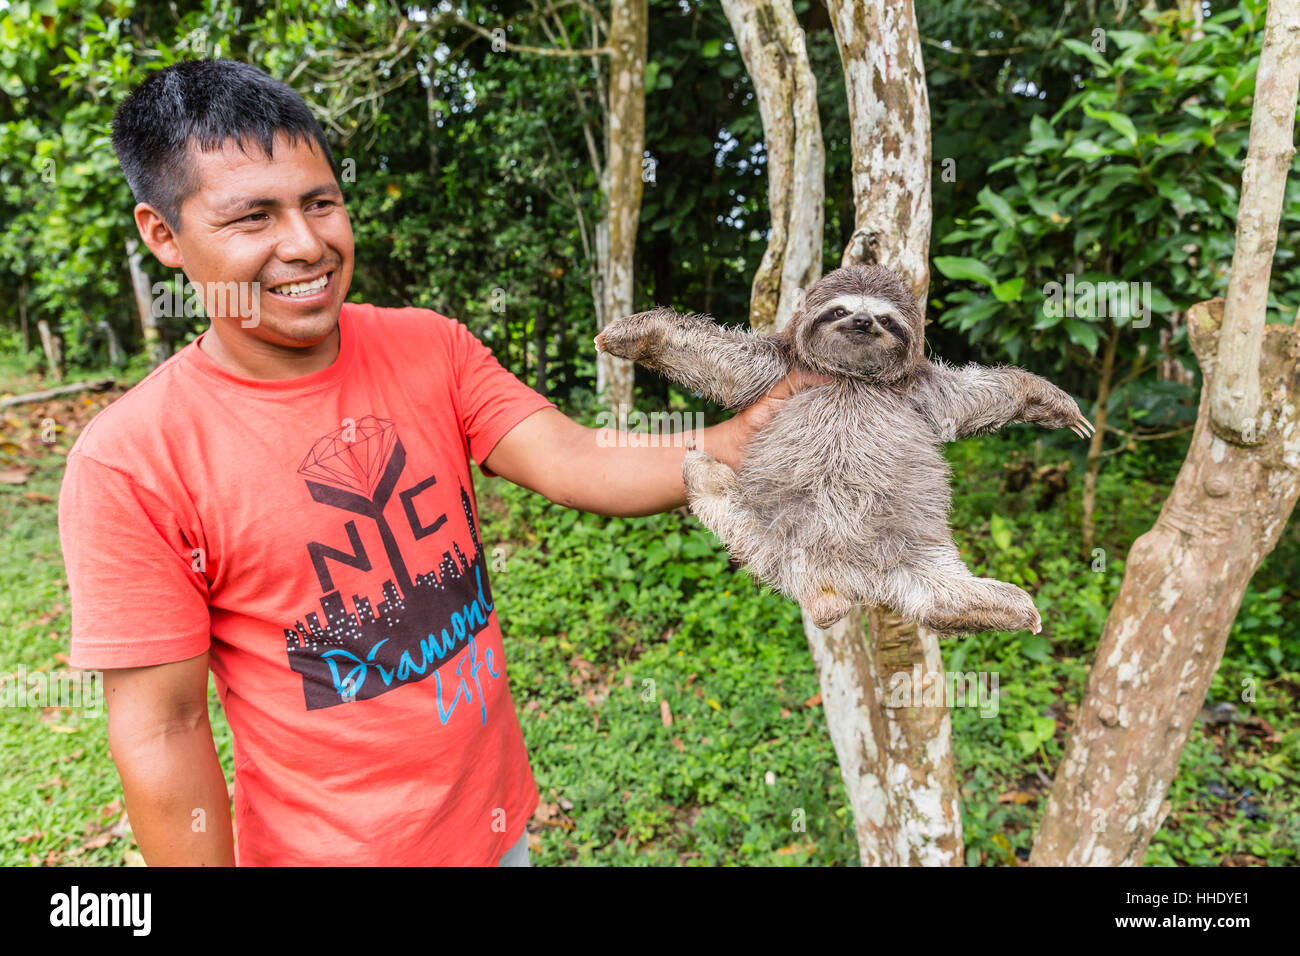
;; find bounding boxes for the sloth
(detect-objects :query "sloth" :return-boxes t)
[593,263,1094,635]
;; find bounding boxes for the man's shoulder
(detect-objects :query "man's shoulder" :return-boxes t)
[67,344,199,472]
[346,300,462,339]
[345,301,476,369]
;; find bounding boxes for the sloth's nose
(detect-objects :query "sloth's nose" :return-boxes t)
[847,312,879,333]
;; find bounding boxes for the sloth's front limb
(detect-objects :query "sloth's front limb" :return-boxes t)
[879,553,1041,637]
[917,360,1095,441]
[595,307,790,409]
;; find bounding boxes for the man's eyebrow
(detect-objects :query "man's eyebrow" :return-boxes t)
[216,184,343,214]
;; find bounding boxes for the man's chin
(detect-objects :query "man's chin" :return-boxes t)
[241,314,340,348]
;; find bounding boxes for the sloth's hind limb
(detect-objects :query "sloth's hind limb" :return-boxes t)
[681,457,863,634]
[681,449,773,568]
[879,547,1041,637]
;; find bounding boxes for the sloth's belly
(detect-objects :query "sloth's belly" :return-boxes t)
[735,404,951,524]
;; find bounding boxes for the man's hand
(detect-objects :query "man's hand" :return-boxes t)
[705,368,833,472]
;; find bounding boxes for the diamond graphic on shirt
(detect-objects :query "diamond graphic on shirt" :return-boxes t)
[297,415,398,498]
[284,416,501,714]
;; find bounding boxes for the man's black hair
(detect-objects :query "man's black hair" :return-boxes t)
[111,58,337,232]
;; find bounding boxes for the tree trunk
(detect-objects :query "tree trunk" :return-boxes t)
[830,0,932,302]
[1030,300,1300,865]
[1032,0,1300,865]
[1209,0,1300,441]
[595,0,648,411]
[126,237,170,368]
[808,0,961,866]
[98,320,126,367]
[36,319,64,380]
[19,278,30,354]
[720,0,825,332]
[1081,322,1120,558]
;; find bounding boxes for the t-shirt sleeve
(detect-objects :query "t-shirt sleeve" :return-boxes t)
[441,315,558,478]
[59,452,212,670]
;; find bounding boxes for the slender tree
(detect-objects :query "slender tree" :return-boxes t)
[1031,0,1300,866]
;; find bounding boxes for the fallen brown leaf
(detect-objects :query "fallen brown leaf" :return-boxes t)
[998,790,1036,805]
[776,842,817,855]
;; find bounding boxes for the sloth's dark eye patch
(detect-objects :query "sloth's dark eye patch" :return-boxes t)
[875,313,902,337]
[815,306,851,326]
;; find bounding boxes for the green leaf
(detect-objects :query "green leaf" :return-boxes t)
[993,277,1025,303]
[1082,102,1139,144]
[990,513,1013,551]
[1063,138,1113,162]
[1064,319,1100,353]
[933,256,997,287]
[1015,731,1040,757]
[1029,114,1054,143]
[1060,38,1112,73]
[978,186,1017,229]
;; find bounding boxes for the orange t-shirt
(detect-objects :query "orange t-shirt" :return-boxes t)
[58,303,555,865]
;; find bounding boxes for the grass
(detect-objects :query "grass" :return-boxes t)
[2,359,1297,866]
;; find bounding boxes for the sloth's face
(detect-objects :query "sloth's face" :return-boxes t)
[794,289,919,380]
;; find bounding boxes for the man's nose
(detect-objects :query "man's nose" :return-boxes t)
[275,209,328,262]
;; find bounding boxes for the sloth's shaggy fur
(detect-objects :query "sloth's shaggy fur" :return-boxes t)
[595,264,1093,634]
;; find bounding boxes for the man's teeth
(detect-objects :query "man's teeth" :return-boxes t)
[271,274,329,296]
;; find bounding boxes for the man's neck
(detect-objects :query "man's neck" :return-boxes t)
[199,323,341,381]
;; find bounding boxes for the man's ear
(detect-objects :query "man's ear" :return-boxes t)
[133,202,184,269]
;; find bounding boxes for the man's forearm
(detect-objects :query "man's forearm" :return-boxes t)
[111,718,236,866]
[549,419,741,517]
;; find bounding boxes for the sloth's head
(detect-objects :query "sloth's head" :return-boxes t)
[783,264,924,383]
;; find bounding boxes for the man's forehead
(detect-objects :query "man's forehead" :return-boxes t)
[187,134,336,204]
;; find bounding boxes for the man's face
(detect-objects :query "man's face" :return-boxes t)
[138,131,354,350]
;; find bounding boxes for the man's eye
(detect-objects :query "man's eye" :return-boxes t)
[310,200,335,211]
[235,212,267,223]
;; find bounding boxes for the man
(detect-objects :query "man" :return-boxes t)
[59,59,820,866]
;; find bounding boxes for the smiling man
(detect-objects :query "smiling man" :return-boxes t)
[57,59,819,867]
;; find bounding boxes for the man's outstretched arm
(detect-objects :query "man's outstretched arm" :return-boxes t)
[483,372,828,517]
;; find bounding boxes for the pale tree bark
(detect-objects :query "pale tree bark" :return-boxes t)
[831,0,932,302]
[595,0,648,410]
[1030,301,1300,865]
[1032,0,1300,865]
[36,319,64,381]
[793,0,959,866]
[720,0,825,333]
[1209,0,1300,441]
[126,238,170,369]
